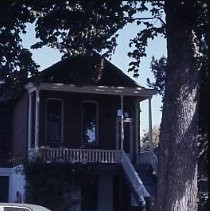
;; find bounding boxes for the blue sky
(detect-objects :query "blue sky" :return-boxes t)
[22,22,166,136]
[111,23,166,135]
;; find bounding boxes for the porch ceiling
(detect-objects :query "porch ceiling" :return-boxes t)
[25,82,156,98]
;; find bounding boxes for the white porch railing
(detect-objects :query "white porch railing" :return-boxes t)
[121,150,150,205]
[29,148,122,164]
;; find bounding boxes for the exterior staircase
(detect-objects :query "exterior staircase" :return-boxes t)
[139,150,158,174]
[136,164,157,198]
[121,150,150,206]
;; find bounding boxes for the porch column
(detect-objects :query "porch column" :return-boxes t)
[27,92,32,150]
[135,100,140,156]
[120,95,124,150]
[35,89,40,149]
[148,97,153,150]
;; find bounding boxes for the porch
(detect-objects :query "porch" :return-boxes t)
[25,82,156,162]
[29,147,151,205]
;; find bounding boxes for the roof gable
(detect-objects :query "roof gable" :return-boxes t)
[37,54,141,88]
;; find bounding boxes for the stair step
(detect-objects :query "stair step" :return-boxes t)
[140,178,157,197]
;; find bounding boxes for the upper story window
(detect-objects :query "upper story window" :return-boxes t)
[46,99,63,143]
[82,101,98,144]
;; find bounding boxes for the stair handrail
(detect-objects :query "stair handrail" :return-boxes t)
[139,150,158,174]
[120,150,150,204]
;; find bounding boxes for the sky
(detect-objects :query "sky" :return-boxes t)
[110,23,166,135]
[21,21,166,137]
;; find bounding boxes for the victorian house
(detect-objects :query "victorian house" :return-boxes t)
[0,54,157,211]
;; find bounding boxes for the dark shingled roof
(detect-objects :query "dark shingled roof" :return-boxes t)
[37,53,142,88]
[0,54,144,104]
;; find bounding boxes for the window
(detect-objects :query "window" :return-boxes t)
[82,102,98,144]
[0,176,9,202]
[46,99,63,143]
[0,111,10,151]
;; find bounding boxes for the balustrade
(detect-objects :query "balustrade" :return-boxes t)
[30,148,121,164]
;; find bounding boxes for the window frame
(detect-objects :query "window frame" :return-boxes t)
[45,98,64,144]
[81,100,99,145]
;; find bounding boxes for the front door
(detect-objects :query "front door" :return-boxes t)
[116,117,133,158]
[0,176,9,202]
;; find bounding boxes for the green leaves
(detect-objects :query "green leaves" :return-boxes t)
[0,1,39,99]
[127,2,166,76]
[30,1,127,57]
[1,1,165,97]
[147,56,167,97]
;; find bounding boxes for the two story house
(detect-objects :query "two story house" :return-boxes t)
[0,53,156,211]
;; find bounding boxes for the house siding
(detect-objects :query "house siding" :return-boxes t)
[38,91,137,151]
[12,93,28,159]
[98,174,113,211]
[0,104,13,163]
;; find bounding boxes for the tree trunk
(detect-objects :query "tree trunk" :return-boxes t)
[154,1,200,210]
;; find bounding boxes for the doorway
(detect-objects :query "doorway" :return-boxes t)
[0,176,9,202]
[116,117,133,158]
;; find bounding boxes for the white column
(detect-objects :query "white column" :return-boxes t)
[135,100,140,156]
[120,95,124,150]
[148,97,153,150]
[35,89,40,149]
[27,92,32,150]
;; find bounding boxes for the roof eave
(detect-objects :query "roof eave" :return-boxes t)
[25,82,157,98]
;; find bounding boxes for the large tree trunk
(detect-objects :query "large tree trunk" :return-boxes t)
[154,1,200,210]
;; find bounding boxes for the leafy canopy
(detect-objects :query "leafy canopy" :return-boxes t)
[0,1,166,99]
[0,1,207,99]
[0,1,38,99]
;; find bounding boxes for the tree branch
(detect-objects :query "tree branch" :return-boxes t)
[129,16,166,26]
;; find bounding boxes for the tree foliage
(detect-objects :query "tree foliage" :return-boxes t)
[147,56,166,96]
[0,1,167,98]
[141,125,160,151]
[0,1,39,99]
[127,1,165,77]
[0,1,130,99]
[30,1,130,57]
[0,1,207,96]
[24,161,96,211]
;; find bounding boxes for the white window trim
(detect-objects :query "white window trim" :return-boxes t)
[45,98,64,144]
[81,100,99,145]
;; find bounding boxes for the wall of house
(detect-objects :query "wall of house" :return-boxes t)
[0,166,25,203]
[38,90,138,152]
[12,93,28,159]
[0,104,13,162]
[9,165,25,203]
[98,174,113,211]
[113,175,138,211]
